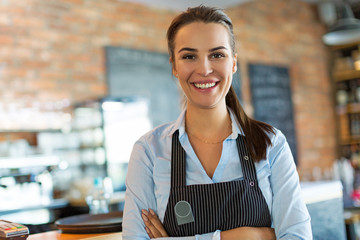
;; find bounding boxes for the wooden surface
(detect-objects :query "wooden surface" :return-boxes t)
[27,230,122,240]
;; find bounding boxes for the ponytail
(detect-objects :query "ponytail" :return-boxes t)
[226,87,275,162]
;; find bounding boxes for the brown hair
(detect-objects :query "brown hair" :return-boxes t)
[167,5,275,162]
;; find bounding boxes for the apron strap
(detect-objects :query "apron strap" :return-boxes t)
[236,135,257,180]
[171,131,258,187]
[171,130,186,188]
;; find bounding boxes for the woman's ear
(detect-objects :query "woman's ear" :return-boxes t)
[170,57,178,77]
[232,54,238,74]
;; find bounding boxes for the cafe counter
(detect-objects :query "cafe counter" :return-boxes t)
[28,231,122,240]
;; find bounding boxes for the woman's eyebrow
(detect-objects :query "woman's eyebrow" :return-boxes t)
[209,46,227,52]
[178,46,228,53]
[178,47,197,53]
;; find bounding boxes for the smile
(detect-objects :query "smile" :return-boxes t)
[194,82,216,89]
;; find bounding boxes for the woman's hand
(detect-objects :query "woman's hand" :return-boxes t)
[221,227,276,240]
[141,209,169,238]
[141,209,275,240]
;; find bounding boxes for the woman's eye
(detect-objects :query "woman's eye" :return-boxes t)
[182,55,195,60]
[211,53,225,59]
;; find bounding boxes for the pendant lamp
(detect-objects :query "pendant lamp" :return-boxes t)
[323,3,360,46]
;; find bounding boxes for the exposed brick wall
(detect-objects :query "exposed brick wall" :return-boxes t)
[0,0,335,178]
[228,1,335,177]
[0,0,174,103]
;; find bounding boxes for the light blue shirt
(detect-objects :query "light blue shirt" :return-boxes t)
[123,109,312,240]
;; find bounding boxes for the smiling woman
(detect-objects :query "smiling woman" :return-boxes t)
[172,22,235,111]
[122,5,312,240]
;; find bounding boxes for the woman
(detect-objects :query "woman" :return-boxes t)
[122,5,312,240]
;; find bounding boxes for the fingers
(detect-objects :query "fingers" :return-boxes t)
[141,209,168,238]
[147,209,168,237]
[142,209,161,238]
[145,226,154,238]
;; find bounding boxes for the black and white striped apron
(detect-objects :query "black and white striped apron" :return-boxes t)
[162,130,271,236]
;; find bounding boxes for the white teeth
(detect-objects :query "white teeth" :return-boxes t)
[194,82,216,89]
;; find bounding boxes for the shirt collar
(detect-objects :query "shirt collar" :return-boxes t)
[168,107,244,139]
[229,109,244,139]
[168,108,186,137]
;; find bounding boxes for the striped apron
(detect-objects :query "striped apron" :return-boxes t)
[162,130,271,236]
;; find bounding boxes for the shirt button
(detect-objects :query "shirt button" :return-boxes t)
[249,181,254,187]
[244,156,249,161]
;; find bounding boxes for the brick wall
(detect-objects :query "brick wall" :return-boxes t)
[0,0,174,102]
[227,1,335,178]
[0,0,335,178]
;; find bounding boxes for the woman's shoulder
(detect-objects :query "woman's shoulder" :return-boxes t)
[265,127,295,165]
[264,127,288,157]
[265,126,286,145]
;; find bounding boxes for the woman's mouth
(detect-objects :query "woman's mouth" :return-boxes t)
[193,82,216,89]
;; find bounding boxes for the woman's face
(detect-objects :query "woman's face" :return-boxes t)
[172,22,237,110]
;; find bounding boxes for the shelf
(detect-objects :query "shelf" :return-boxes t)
[336,103,360,114]
[0,129,62,133]
[334,70,360,82]
[331,43,359,51]
[79,144,104,150]
[0,155,60,169]
[70,126,102,132]
[0,198,69,215]
[52,145,104,151]
[340,137,360,145]
[69,191,125,207]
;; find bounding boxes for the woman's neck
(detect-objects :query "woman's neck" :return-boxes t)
[185,103,232,140]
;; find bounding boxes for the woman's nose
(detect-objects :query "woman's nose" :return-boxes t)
[196,57,213,76]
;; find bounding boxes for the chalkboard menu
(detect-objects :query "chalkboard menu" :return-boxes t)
[248,63,297,163]
[105,47,180,127]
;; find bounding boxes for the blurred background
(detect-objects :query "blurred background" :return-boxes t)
[1,0,360,239]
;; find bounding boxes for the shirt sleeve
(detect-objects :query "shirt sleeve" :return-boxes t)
[122,139,157,239]
[122,138,221,240]
[268,131,313,240]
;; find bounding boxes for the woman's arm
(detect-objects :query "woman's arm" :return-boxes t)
[220,227,275,240]
[122,139,219,240]
[268,131,312,239]
[122,140,158,239]
[141,208,220,240]
[143,209,275,240]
